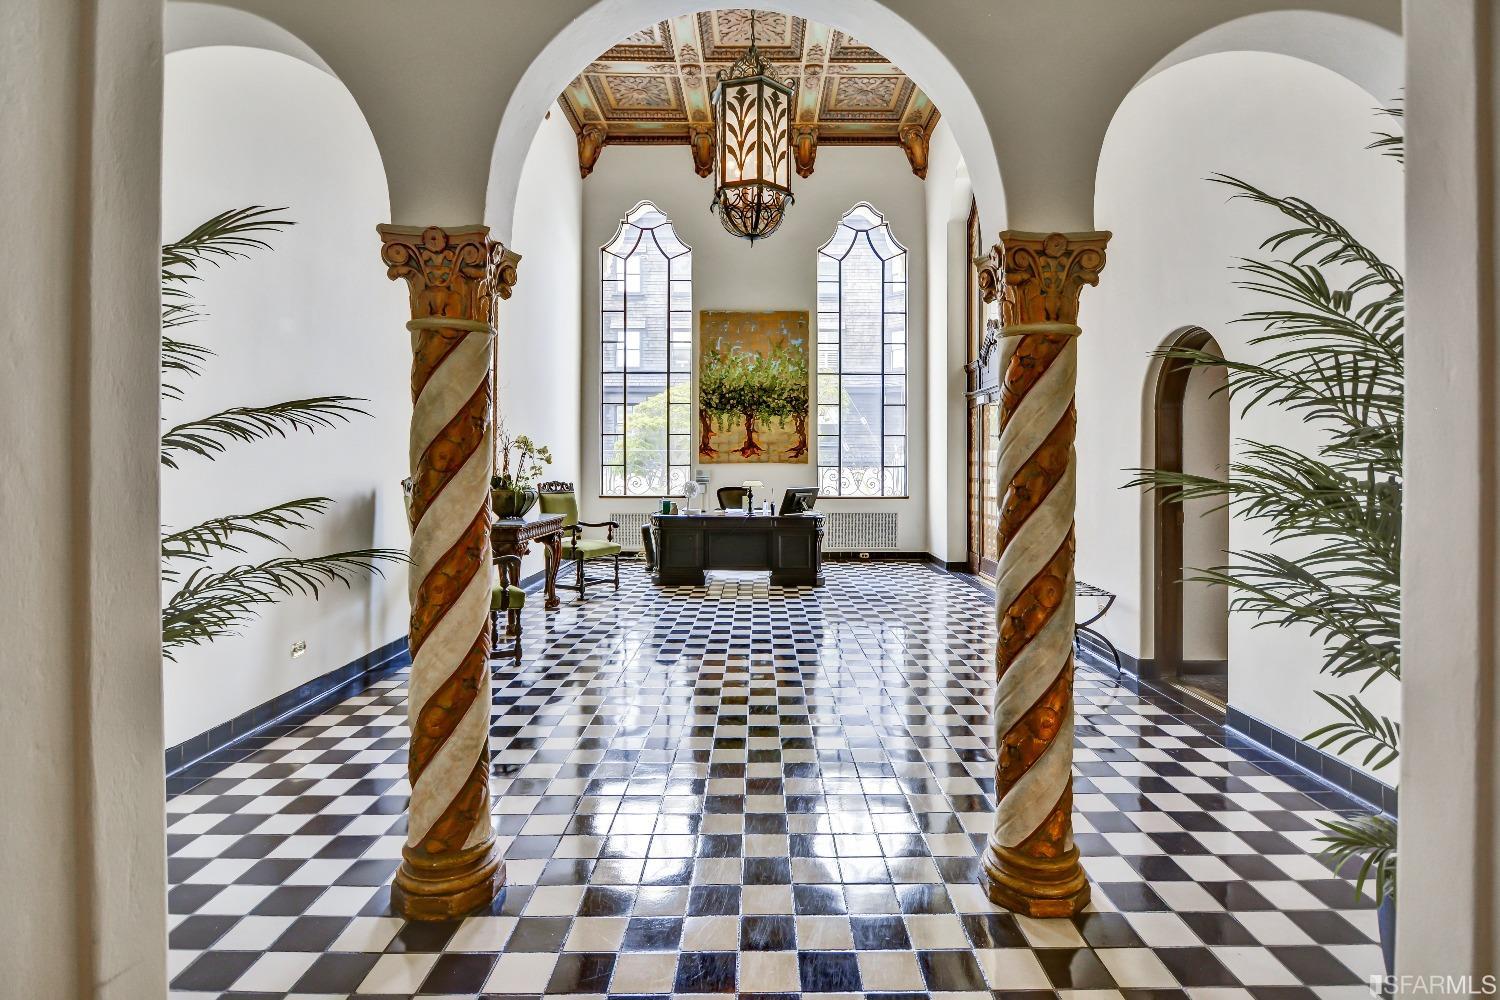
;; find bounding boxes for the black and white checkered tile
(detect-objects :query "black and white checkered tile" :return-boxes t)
[165,560,1382,999]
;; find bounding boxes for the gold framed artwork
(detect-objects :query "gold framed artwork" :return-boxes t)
[697,310,810,464]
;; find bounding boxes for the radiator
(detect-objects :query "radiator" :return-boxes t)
[823,511,899,552]
[609,512,653,551]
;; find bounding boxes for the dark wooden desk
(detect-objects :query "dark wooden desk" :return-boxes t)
[650,512,824,587]
[493,514,564,610]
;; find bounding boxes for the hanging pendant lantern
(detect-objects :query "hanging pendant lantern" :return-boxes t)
[710,13,796,242]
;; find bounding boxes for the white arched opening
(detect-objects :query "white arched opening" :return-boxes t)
[160,45,408,747]
[1082,48,1402,777]
[923,120,975,566]
[485,0,1005,246]
[1137,10,1402,104]
[166,1,337,76]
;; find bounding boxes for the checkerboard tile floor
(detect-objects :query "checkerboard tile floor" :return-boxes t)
[165,560,1383,999]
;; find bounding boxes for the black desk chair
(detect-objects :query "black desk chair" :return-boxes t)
[716,486,747,510]
[640,523,657,572]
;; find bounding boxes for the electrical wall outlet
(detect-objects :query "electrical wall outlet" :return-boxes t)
[290,640,307,658]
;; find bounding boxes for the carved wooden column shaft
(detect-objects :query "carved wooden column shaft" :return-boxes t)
[378,224,520,921]
[978,230,1108,917]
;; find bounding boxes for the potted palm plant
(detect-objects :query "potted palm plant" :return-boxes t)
[159,207,407,659]
[491,422,551,518]
[1130,107,1403,975]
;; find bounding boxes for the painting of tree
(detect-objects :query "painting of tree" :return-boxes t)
[698,311,811,464]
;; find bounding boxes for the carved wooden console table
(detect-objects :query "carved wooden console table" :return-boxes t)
[492,514,564,611]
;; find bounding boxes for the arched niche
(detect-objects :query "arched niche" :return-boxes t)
[167,2,335,76]
[1136,10,1402,104]
[159,44,409,746]
[1149,326,1230,691]
[485,0,1006,246]
[1094,9,1402,230]
[165,1,391,205]
[1085,45,1402,753]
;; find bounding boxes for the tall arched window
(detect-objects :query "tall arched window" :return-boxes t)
[816,203,908,497]
[600,202,693,497]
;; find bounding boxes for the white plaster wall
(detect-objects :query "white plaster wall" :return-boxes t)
[2,0,168,994]
[1082,51,1403,775]
[491,110,585,582]
[923,122,975,566]
[577,145,927,548]
[1398,0,1500,973]
[1180,363,1230,662]
[160,48,409,747]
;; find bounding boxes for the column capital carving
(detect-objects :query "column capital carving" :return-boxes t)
[989,230,1110,326]
[377,225,521,326]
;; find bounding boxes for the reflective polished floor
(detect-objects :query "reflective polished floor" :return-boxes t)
[165,561,1381,999]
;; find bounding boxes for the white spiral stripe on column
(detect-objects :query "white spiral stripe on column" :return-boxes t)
[408,441,492,604]
[408,673,494,847]
[990,326,1081,855]
[993,585,1077,734]
[993,460,1076,613]
[995,342,1076,489]
[403,317,494,853]
[991,708,1076,847]
[409,330,492,467]
[406,559,493,729]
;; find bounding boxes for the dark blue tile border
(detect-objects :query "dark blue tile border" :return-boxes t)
[164,635,410,779]
[1073,636,1397,817]
[1224,704,1398,816]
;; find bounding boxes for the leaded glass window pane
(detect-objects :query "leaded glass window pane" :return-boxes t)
[815,203,908,497]
[600,202,693,496]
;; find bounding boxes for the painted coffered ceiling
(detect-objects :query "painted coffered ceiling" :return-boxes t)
[558,10,940,180]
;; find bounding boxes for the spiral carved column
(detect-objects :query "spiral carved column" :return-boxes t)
[977,230,1109,918]
[378,224,521,921]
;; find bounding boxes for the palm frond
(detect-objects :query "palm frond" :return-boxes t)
[1128,445,1401,579]
[1184,557,1399,686]
[161,548,408,660]
[1306,692,1401,770]
[162,206,294,293]
[160,397,370,468]
[1144,121,1409,907]
[160,498,335,578]
[1368,101,1404,164]
[161,337,218,401]
[160,207,293,340]
[1209,174,1403,292]
[1317,814,1397,902]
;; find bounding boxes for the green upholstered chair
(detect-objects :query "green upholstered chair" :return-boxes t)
[538,481,620,599]
[491,554,526,662]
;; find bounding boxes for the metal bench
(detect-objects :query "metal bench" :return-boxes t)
[1076,580,1124,685]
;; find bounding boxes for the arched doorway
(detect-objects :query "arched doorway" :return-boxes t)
[1152,326,1229,703]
